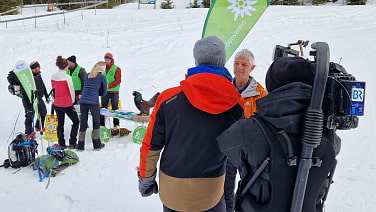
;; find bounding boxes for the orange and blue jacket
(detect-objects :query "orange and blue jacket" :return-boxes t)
[234,77,267,118]
[139,65,244,211]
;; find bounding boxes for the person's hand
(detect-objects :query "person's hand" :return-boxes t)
[138,171,158,197]
[45,97,51,104]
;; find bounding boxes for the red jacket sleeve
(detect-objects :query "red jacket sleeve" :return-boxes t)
[107,67,121,89]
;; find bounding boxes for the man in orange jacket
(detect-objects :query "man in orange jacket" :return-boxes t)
[233,49,267,118]
[225,49,267,212]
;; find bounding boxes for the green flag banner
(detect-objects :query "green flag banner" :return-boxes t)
[202,0,270,61]
[14,60,39,118]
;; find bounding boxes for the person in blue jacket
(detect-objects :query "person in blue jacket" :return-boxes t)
[77,61,107,151]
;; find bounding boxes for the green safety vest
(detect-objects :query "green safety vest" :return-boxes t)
[103,65,120,92]
[66,65,83,91]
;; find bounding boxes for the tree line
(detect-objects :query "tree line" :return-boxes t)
[1,0,368,14]
[0,0,124,13]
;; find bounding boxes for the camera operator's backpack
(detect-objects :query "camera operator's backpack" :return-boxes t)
[1,133,38,169]
[33,144,79,182]
[235,115,337,212]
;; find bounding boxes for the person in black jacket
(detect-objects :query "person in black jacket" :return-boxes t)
[217,57,341,212]
[11,61,50,136]
[138,36,244,212]
[67,55,87,105]
[29,61,50,134]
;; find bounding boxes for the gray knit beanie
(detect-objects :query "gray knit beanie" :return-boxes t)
[193,36,226,66]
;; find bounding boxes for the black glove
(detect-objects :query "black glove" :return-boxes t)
[138,172,158,197]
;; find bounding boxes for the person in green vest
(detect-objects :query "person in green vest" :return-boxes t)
[67,55,87,105]
[100,52,122,129]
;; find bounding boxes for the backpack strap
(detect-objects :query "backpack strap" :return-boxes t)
[37,155,59,182]
[37,146,79,182]
[235,115,279,204]
[254,115,298,166]
[239,157,270,198]
[237,115,298,200]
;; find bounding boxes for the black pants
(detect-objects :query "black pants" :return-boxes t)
[23,98,47,135]
[224,160,237,212]
[163,196,226,212]
[100,92,120,126]
[54,105,79,146]
[80,104,101,131]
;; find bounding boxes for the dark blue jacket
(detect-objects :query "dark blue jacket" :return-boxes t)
[79,73,107,105]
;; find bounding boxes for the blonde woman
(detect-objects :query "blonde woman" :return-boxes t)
[77,61,107,151]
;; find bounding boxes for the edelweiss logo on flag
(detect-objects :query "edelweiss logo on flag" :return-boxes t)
[202,0,269,61]
[227,0,258,21]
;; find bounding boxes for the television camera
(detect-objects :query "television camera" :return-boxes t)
[273,41,367,212]
[273,40,365,130]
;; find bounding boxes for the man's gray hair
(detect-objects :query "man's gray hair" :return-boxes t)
[235,49,255,65]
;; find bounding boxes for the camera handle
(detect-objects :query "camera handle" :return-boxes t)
[290,42,330,212]
[288,40,309,56]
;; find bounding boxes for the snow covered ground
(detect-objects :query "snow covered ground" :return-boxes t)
[0,2,375,211]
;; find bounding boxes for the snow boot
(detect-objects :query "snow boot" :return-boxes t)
[77,131,86,151]
[92,129,105,151]
[69,136,77,149]
[93,140,105,151]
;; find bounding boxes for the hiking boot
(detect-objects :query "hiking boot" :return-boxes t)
[59,144,67,149]
[120,128,131,136]
[93,139,105,150]
[68,144,77,149]
[77,141,85,151]
[94,143,105,151]
[111,128,120,136]
[58,140,67,149]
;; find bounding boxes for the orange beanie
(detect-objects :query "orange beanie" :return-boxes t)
[104,53,113,60]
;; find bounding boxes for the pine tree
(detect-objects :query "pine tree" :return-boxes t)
[0,0,21,13]
[160,0,175,9]
[107,0,120,8]
[202,0,210,8]
[187,0,200,8]
[347,0,366,4]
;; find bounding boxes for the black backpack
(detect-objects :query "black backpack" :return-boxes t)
[2,133,39,169]
[7,70,22,96]
[235,115,337,212]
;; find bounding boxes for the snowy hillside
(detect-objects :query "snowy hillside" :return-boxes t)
[0,2,375,212]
